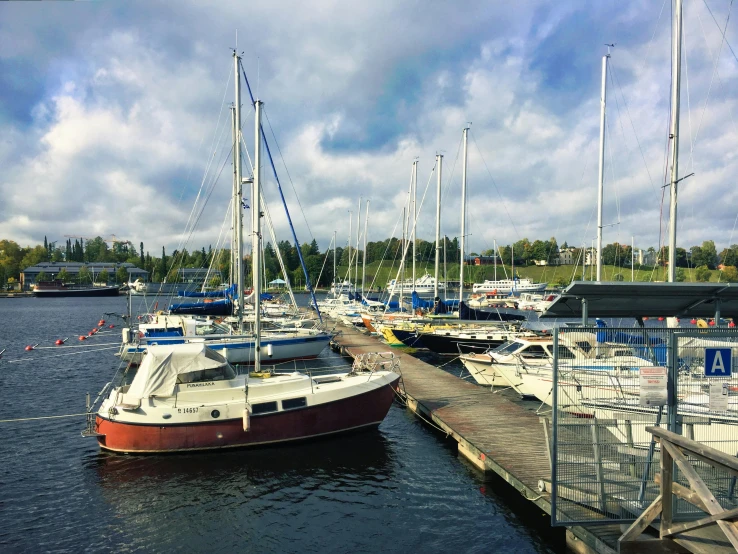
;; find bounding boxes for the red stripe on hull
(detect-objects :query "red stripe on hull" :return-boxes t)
[96,377,400,453]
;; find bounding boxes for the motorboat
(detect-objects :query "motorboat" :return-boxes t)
[471,277,547,294]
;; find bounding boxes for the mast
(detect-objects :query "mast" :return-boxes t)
[494,239,497,281]
[668,0,683,282]
[412,160,417,288]
[459,126,469,304]
[363,200,369,297]
[596,51,609,282]
[230,105,237,289]
[233,51,245,328]
[356,198,361,296]
[400,207,406,307]
[252,99,263,372]
[333,230,337,294]
[348,211,352,290]
[434,154,443,298]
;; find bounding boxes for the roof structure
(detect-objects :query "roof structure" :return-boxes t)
[540,281,738,319]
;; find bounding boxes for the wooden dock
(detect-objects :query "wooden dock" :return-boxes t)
[333,323,627,554]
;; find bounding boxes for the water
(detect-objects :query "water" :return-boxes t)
[0,296,563,553]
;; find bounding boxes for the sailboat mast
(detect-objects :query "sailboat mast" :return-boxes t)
[668,0,683,283]
[596,52,609,282]
[233,51,245,326]
[459,126,469,304]
[231,105,237,289]
[348,211,352,290]
[356,198,361,295]
[412,160,417,288]
[434,154,443,298]
[363,200,369,297]
[333,230,337,294]
[253,99,263,372]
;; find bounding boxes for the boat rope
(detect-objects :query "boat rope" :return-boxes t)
[0,413,89,423]
[26,341,120,350]
[1,346,119,364]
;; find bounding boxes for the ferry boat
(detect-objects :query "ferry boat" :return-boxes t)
[32,280,121,297]
[386,273,445,295]
[471,277,547,294]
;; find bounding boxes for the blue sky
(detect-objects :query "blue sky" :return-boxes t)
[1,0,737,260]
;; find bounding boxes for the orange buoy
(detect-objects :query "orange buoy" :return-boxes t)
[79,335,87,341]
[25,345,34,351]
[729,321,736,328]
[55,339,64,346]
[709,320,716,326]
[658,317,664,322]
[643,317,649,321]
[690,319,697,324]
[88,331,94,336]
[98,320,105,326]
[108,324,115,329]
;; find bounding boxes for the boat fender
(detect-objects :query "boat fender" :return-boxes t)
[243,406,251,432]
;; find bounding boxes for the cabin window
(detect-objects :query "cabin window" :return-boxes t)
[494,341,520,355]
[282,397,307,410]
[575,341,593,354]
[251,401,278,415]
[520,345,548,359]
[177,363,236,384]
[556,346,576,360]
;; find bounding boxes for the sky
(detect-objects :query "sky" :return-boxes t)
[1,0,737,260]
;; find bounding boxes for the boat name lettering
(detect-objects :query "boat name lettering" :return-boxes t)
[186,382,215,387]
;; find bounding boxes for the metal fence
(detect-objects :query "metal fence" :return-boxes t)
[551,326,738,526]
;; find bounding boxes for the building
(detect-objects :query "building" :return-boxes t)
[557,247,577,265]
[21,262,149,289]
[465,255,498,266]
[636,248,657,267]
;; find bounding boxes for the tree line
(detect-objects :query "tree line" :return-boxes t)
[3,235,737,289]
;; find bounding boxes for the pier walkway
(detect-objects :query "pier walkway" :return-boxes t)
[333,323,624,554]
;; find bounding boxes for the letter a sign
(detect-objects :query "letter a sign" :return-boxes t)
[705,348,732,377]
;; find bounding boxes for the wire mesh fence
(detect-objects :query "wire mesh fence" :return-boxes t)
[551,326,738,526]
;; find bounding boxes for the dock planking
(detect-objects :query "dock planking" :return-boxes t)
[333,323,627,554]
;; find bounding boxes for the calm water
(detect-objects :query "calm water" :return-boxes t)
[0,295,564,553]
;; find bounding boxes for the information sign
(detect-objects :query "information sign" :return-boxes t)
[639,367,667,407]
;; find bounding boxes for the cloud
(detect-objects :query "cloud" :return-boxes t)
[0,0,737,265]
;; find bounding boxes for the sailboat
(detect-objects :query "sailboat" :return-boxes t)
[86,54,401,453]
[118,53,332,365]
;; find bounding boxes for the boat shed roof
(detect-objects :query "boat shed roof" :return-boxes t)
[539,281,738,319]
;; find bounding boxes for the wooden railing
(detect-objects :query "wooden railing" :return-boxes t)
[619,426,738,552]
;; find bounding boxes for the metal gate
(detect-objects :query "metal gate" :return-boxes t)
[551,326,738,526]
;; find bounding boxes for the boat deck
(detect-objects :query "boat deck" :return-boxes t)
[332,324,734,554]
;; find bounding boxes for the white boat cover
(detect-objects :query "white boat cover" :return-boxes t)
[126,343,229,401]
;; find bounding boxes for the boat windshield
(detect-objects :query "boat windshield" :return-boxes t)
[493,341,522,355]
[177,363,236,384]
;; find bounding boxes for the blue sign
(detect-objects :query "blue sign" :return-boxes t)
[705,348,732,377]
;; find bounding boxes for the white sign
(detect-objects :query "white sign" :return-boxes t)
[639,367,667,407]
[709,381,729,411]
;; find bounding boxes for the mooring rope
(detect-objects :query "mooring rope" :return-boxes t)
[2,346,119,363]
[0,413,89,423]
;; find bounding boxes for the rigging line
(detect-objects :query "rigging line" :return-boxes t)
[469,130,520,240]
[239,60,322,320]
[703,0,738,64]
[263,108,314,239]
[604,117,622,230]
[692,0,734,149]
[683,15,696,175]
[0,413,90,424]
[607,60,657,195]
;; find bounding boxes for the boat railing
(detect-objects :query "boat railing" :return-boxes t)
[351,351,400,379]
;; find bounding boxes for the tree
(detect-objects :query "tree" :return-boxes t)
[720,245,738,267]
[36,271,49,282]
[695,265,711,282]
[79,266,92,284]
[57,268,70,282]
[721,266,738,282]
[675,268,686,282]
[701,240,718,269]
[208,275,221,288]
[116,266,128,284]
[97,269,109,284]
[140,242,145,268]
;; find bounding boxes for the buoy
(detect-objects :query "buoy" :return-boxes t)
[729,321,736,328]
[108,324,115,329]
[690,319,697,324]
[658,317,664,322]
[55,339,64,346]
[88,331,94,336]
[79,335,87,341]
[98,320,105,326]
[643,317,649,321]
[25,345,34,351]
[709,320,716,326]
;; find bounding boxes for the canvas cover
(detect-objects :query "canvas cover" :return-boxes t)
[126,343,229,401]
